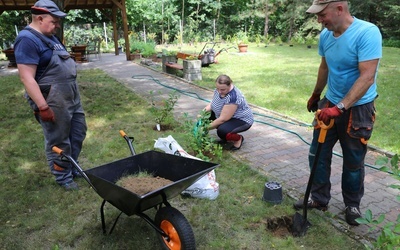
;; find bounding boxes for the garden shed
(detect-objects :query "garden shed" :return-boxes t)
[0,0,131,60]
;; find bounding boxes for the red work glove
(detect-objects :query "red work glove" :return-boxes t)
[318,106,341,125]
[307,92,320,112]
[39,106,55,122]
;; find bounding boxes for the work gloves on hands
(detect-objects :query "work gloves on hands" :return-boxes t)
[318,106,341,125]
[307,92,320,112]
[39,106,55,122]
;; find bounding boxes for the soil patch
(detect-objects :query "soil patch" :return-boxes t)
[117,175,173,195]
[265,216,294,238]
[153,124,174,131]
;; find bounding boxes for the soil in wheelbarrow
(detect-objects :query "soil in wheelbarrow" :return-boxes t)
[117,174,173,195]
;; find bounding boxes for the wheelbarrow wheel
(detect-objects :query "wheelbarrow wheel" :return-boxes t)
[155,206,195,250]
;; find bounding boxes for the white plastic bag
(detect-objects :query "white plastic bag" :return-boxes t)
[154,135,219,200]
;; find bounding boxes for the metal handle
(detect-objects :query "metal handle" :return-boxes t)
[52,145,96,190]
[119,130,136,156]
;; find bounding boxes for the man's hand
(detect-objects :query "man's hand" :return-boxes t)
[318,106,341,125]
[39,106,55,122]
[307,92,320,112]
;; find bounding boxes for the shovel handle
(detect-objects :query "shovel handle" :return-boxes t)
[316,110,334,143]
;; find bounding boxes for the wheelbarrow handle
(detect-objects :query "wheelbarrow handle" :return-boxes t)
[119,130,136,156]
[52,146,63,155]
[316,110,334,144]
[119,130,127,137]
[51,146,97,191]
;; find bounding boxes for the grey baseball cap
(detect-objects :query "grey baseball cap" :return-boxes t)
[31,0,67,18]
[306,0,345,14]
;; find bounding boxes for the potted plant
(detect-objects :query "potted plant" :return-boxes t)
[2,47,16,67]
[236,31,249,53]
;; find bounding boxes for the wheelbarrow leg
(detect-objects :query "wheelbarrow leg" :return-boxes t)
[100,199,123,235]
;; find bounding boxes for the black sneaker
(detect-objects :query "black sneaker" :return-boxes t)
[72,170,82,178]
[345,206,361,226]
[60,181,79,191]
[293,198,328,211]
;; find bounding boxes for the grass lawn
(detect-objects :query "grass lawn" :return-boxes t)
[0,70,366,249]
[158,42,400,155]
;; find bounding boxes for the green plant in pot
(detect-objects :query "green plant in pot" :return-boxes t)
[236,31,249,53]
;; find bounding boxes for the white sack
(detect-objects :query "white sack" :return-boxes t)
[154,135,219,200]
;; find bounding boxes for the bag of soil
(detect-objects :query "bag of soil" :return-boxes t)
[154,135,219,200]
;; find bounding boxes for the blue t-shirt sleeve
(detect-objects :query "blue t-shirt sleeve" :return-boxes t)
[14,35,41,65]
[358,26,382,62]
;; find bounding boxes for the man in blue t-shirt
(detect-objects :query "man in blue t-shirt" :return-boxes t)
[293,0,382,226]
[14,0,87,191]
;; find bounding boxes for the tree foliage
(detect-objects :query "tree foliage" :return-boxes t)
[1,0,399,48]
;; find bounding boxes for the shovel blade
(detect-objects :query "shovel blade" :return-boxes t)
[292,212,312,237]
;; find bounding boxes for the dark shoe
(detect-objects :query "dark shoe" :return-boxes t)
[60,181,79,191]
[345,206,361,226]
[216,139,227,145]
[230,136,244,151]
[293,198,328,211]
[72,170,82,178]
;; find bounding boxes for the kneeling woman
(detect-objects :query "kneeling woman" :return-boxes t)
[203,74,253,150]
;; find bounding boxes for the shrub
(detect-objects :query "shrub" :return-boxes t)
[130,41,156,57]
[356,154,400,249]
[383,39,400,48]
[182,111,222,161]
[150,90,180,126]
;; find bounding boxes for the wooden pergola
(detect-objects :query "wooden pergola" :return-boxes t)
[0,0,131,60]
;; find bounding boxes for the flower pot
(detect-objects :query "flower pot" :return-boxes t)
[2,49,17,68]
[129,53,142,60]
[238,44,248,53]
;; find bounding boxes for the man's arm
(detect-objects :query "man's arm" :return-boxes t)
[340,59,380,109]
[313,57,329,95]
[17,64,48,109]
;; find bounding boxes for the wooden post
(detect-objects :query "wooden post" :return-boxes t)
[112,5,118,55]
[120,0,130,60]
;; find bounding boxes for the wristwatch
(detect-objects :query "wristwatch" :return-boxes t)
[336,102,346,113]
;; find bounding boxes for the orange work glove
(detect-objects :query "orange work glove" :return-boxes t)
[39,106,55,122]
[318,106,341,125]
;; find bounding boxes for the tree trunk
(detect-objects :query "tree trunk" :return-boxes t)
[263,1,269,38]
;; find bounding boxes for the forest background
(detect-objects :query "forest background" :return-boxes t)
[1,0,400,51]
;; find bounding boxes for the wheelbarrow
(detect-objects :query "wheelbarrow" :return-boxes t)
[52,131,219,249]
[197,42,219,67]
[197,42,235,66]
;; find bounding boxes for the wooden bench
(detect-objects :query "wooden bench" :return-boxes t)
[164,52,196,72]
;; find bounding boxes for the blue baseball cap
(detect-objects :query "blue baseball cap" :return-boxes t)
[31,0,67,18]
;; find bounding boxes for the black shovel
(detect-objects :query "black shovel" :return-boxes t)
[292,114,334,237]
